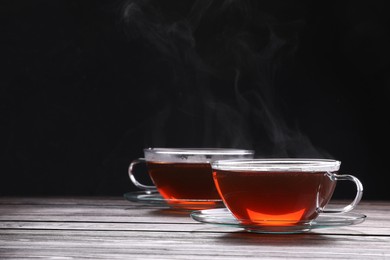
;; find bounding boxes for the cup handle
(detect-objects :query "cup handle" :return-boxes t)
[319,173,364,214]
[128,158,156,193]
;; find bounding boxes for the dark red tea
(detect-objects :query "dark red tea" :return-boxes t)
[213,170,336,225]
[147,162,221,204]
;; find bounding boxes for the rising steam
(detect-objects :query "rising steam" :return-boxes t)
[121,0,331,158]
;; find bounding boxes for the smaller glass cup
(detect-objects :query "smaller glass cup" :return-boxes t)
[129,148,255,209]
[211,159,363,226]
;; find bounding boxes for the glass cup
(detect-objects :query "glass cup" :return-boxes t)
[129,148,255,209]
[211,159,363,226]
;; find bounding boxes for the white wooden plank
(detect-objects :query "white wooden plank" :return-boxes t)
[0,198,389,259]
[0,229,389,259]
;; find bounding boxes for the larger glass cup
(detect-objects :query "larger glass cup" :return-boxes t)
[211,158,363,226]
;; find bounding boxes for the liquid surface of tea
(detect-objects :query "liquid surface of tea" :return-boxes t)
[147,162,221,202]
[213,170,336,225]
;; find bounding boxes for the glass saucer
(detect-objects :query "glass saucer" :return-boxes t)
[190,208,366,234]
[123,191,224,210]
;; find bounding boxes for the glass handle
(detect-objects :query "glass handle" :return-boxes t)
[128,158,156,192]
[320,173,363,213]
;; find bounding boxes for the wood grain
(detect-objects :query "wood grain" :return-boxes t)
[1,197,389,259]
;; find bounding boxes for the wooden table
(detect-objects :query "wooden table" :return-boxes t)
[1,196,389,259]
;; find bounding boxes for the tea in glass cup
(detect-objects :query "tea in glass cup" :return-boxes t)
[211,159,363,226]
[128,148,254,209]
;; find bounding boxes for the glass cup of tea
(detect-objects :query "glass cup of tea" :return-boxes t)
[128,148,255,209]
[211,159,363,226]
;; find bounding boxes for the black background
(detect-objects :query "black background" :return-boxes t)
[1,0,389,199]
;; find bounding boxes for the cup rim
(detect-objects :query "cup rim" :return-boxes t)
[211,158,341,172]
[144,148,255,155]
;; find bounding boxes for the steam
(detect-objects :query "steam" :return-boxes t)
[121,0,330,158]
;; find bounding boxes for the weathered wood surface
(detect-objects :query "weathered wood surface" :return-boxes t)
[1,197,389,259]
